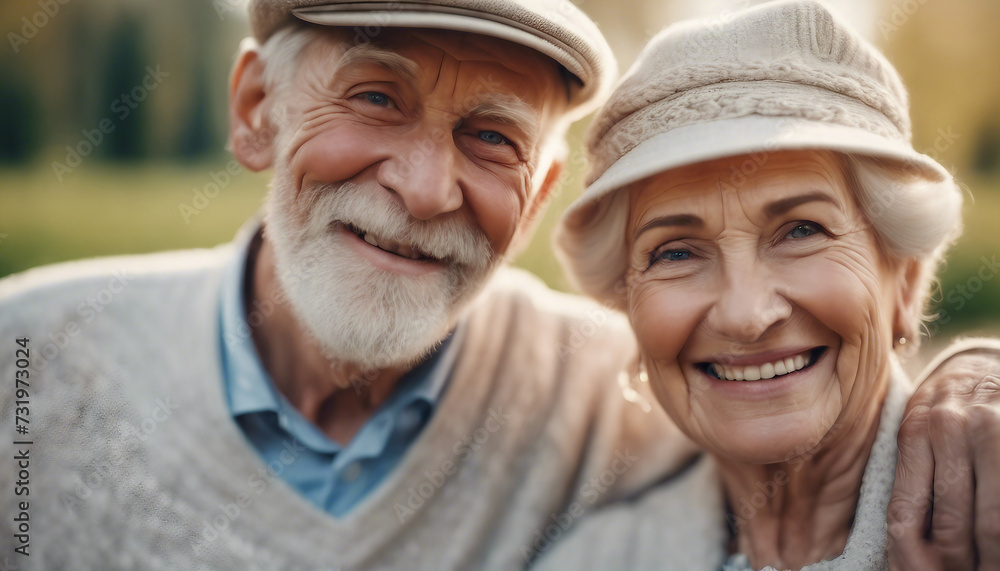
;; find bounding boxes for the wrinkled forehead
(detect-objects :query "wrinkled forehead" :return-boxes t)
[627,150,854,220]
[298,26,566,95]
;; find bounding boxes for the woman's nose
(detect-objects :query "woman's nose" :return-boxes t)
[706,265,793,343]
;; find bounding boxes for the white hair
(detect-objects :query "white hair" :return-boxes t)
[255,23,329,94]
[843,154,964,341]
[555,152,964,343]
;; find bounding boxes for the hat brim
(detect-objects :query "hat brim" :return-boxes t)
[293,4,595,115]
[565,114,950,227]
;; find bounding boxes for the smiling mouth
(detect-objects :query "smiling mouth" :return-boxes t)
[700,347,827,381]
[344,223,436,261]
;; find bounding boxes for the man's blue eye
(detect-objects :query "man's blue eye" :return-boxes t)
[788,223,819,239]
[363,92,391,107]
[478,131,508,145]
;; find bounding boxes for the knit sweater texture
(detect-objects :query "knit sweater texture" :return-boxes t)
[0,240,695,570]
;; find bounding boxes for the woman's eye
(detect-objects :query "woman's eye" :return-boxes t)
[358,92,394,108]
[787,223,822,239]
[651,249,691,265]
[478,131,509,146]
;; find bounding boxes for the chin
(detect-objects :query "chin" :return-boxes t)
[279,234,457,369]
[708,413,835,465]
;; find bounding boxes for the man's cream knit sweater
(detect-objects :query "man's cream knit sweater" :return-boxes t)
[0,240,695,570]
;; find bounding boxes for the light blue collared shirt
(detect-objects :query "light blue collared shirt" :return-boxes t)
[218,227,461,517]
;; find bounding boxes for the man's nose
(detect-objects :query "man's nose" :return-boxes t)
[706,263,793,343]
[377,133,464,220]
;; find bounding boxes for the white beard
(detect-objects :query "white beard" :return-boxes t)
[263,163,496,372]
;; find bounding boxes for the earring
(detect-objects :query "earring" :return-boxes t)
[618,356,653,413]
[894,335,916,357]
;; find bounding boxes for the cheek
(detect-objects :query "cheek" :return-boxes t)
[462,168,529,255]
[291,122,385,186]
[628,281,715,433]
[787,250,892,347]
[629,280,712,368]
[267,162,310,228]
[782,248,895,406]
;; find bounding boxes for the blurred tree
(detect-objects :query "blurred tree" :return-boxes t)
[99,13,150,160]
[174,0,223,159]
[0,67,40,163]
[972,123,1000,176]
[175,61,216,159]
[882,0,1000,177]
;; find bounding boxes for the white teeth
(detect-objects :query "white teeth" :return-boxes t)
[784,358,795,374]
[709,349,816,382]
[773,360,787,375]
[356,228,425,260]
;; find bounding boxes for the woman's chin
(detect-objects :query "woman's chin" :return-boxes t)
[702,415,832,465]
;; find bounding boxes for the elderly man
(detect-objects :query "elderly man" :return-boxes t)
[0,1,998,569]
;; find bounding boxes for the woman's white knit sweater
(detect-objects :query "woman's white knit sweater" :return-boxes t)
[0,241,695,570]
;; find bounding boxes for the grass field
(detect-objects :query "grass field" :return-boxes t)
[1,156,998,346]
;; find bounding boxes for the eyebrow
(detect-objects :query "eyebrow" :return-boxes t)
[633,190,840,241]
[764,191,839,218]
[466,94,540,143]
[333,43,419,82]
[634,214,704,241]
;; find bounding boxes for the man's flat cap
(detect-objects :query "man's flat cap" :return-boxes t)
[249,0,616,119]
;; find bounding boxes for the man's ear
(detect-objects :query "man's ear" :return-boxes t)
[505,158,565,259]
[893,257,925,341]
[525,158,564,228]
[229,44,276,172]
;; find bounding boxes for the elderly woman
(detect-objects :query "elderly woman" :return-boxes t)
[535,1,964,569]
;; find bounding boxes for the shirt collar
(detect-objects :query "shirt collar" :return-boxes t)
[220,221,277,417]
[218,219,463,445]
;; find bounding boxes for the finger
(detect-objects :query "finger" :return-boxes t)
[970,381,1000,570]
[926,401,975,570]
[888,403,938,569]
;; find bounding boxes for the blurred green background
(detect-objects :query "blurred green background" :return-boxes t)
[1,0,998,350]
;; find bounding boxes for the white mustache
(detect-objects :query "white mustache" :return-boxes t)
[304,180,494,272]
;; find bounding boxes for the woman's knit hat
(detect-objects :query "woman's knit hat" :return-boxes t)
[557,0,952,306]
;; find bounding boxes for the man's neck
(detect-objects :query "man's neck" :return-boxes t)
[248,234,411,444]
